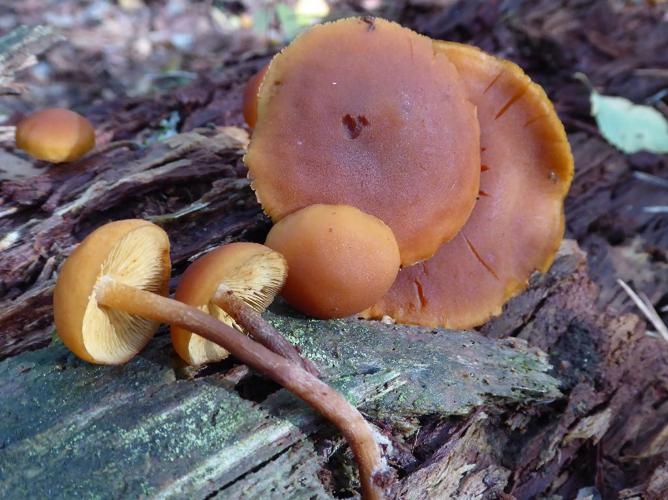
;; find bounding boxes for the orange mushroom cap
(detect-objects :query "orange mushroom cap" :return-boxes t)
[16,108,96,163]
[242,64,269,129]
[265,204,400,319]
[246,17,480,266]
[54,220,171,364]
[364,42,574,329]
[172,242,287,366]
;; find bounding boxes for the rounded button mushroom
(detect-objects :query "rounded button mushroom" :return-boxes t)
[15,108,96,163]
[364,42,574,329]
[246,17,481,266]
[265,204,401,319]
[53,220,387,499]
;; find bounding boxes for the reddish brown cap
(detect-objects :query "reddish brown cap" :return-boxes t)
[364,42,574,328]
[246,17,480,266]
[16,108,95,163]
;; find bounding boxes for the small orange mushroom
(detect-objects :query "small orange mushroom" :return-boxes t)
[364,42,574,329]
[54,220,387,499]
[54,219,170,364]
[242,64,269,129]
[265,204,400,319]
[172,242,316,374]
[15,108,95,163]
[246,17,481,266]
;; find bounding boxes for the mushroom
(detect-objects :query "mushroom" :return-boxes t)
[245,17,481,266]
[242,63,269,129]
[54,219,388,499]
[172,242,317,374]
[15,108,95,163]
[265,204,400,319]
[363,42,574,328]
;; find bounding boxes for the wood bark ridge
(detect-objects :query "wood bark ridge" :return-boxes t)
[1,1,668,498]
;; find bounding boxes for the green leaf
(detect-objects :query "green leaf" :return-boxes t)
[276,3,303,41]
[591,90,668,154]
[251,8,272,38]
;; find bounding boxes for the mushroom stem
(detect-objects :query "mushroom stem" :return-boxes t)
[95,276,388,500]
[212,288,320,377]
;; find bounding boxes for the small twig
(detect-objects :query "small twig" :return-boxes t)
[633,171,668,190]
[617,279,668,343]
[213,289,321,377]
[634,68,668,79]
[90,140,143,157]
[0,204,18,219]
[147,200,210,224]
[643,206,668,214]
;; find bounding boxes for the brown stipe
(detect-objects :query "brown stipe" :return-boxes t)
[95,277,388,500]
[213,288,320,376]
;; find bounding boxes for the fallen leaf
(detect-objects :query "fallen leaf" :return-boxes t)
[591,90,668,154]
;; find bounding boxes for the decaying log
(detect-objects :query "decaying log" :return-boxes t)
[1,1,667,497]
[2,238,665,498]
[0,306,559,498]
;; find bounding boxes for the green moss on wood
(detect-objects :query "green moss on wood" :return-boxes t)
[0,311,559,498]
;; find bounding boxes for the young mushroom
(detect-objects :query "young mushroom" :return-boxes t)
[15,108,96,163]
[242,63,269,129]
[172,242,317,374]
[54,220,388,499]
[245,17,481,266]
[265,204,400,319]
[364,42,574,328]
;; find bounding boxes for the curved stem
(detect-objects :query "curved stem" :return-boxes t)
[96,277,388,500]
[212,288,320,377]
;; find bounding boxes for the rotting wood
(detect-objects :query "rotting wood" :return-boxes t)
[1,1,667,497]
[0,308,559,498]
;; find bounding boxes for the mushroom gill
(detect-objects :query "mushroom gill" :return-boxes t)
[172,243,287,366]
[54,220,170,365]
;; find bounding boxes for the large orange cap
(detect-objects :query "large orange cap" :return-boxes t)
[16,108,95,163]
[364,42,574,329]
[245,17,480,266]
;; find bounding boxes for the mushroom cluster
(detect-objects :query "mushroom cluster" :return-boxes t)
[49,16,574,500]
[243,17,573,328]
[54,220,388,499]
